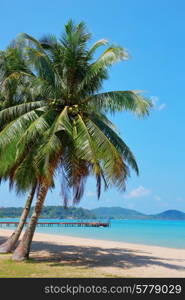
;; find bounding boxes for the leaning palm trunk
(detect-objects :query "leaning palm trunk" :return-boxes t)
[12,182,48,261]
[0,184,36,253]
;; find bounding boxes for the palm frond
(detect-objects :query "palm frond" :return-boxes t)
[86,90,152,116]
[17,110,56,148]
[0,110,39,148]
[87,39,108,58]
[86,119,129,191]
[90,114,139,174]
[0,101,46,123]
[78,46,128,92]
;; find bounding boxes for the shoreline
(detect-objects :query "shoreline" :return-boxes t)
[1,228,185,277]
[2,225,185,250]
[36,231,185,251]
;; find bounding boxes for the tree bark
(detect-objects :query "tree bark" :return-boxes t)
[0,184,36,254]
[12,182,48,261]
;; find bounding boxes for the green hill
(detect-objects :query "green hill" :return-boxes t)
[91,206,146,219]
[0,206,185,220]
[150,210,185,220]
[0,206,96,219]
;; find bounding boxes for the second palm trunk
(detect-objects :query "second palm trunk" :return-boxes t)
[12,182,48,261]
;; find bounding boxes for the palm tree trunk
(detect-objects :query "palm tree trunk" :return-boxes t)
[0,184,36,254]
[12,182,48,261]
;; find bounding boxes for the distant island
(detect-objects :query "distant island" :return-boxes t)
[0,206,185,220]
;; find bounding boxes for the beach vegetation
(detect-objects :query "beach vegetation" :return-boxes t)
[0,20,152,260]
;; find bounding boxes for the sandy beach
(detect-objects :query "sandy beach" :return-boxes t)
[0,228,185,277]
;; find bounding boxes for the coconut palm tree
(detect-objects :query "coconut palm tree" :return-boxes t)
[0,44,38,253]
[0,43,34,109]
[0,20,152,260]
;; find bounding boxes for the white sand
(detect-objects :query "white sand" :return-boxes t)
[0,228,185,277]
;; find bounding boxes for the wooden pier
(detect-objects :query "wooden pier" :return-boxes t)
[0,221,110,228]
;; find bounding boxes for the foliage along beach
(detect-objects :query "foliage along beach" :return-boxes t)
[0,20,151,261]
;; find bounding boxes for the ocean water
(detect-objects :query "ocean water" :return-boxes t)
[0,218,185,249]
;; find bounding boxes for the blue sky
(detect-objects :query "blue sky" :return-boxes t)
[0,0,185,213]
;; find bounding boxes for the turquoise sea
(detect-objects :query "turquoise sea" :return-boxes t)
[1,218,185,249]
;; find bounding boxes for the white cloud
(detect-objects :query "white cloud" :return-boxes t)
[154,195,161,201]
[157,103,166,111]
[124,186,151,199]
[86,191,96,197]
[151,96,159,106]
[151,96,166,111]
